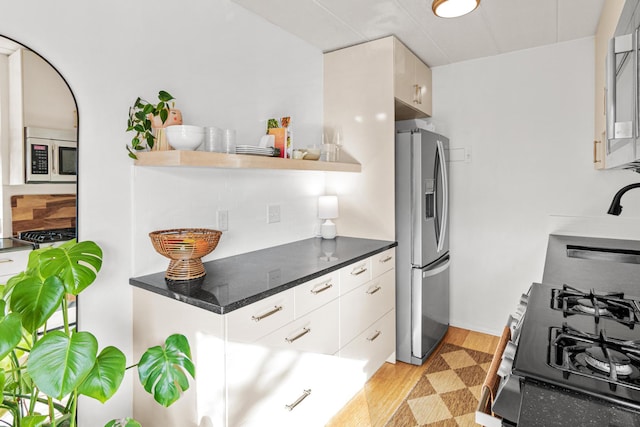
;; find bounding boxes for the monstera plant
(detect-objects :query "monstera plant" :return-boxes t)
[0,240,194,427]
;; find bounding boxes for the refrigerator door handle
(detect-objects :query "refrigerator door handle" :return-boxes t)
[436,140,448,253]
[422,257,450,278]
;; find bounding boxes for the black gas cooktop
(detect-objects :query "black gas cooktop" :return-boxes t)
[17,227,76,244]
[513,283,640,411]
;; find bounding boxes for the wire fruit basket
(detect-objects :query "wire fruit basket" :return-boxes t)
[149,228,222,281]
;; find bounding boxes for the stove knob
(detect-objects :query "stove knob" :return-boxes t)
[503,341,517,360]
[497,357,514,377]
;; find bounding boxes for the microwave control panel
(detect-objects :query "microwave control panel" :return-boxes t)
[30,144,49,174]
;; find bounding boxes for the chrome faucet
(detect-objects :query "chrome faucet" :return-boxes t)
[607,183,640,215]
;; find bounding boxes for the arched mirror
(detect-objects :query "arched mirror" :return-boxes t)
[0,35,78,329]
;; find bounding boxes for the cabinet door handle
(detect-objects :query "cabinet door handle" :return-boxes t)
[379,255,393,263]
[367,285,382,295]
[413,84,420,104]
[310,280,333,294]
[367,330,381,342]
[285,389,311,411]
[251,305,283,322]
[285,327,311,344]
[594,140,602,164]
[350,266,367,276]
[0,258,14,264]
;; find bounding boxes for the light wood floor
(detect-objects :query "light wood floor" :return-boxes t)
[326,326,500,427]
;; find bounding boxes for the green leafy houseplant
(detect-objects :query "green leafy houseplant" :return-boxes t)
[0,240,195,427]
[126,90,175,160]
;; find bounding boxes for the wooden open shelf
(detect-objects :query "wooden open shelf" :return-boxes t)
[134,150,361,173]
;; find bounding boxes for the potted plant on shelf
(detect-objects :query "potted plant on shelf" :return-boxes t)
[126,90,182,159]
[0,240,195,427]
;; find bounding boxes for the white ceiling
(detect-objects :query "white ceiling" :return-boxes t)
[231,0,606,67]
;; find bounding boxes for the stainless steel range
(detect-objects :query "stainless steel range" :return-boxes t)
[483,234,640,427]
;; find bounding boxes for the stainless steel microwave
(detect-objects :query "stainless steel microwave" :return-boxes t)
[24,127,77,183]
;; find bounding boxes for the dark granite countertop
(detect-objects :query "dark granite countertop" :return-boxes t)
[518,381,640,426]
[0,238,35,253]
[130,236,397,314]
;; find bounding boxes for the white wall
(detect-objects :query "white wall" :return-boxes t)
[433,37,640,336]
[0,0,324,425]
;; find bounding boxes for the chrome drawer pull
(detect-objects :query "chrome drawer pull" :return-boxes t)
[251,305,283,322]
[285,327,311,343]
[367,285,381,295]
[0,259,14,264]
[379,255,393,263]
[285,389,311,411]
[367,330,381,342]
[350,266,367,276]
[311,281,333,294]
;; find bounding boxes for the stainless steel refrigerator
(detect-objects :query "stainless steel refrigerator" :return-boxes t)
[395,120,450,365]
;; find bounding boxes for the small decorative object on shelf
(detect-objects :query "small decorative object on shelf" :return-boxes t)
[126,90,180,159]
[149,228,222,281]
[266,117,292,158]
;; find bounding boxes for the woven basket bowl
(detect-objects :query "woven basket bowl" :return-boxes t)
[149,228,222,281]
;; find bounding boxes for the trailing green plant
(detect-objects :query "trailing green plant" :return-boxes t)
[126,90,175,160]
[0,240,195,427]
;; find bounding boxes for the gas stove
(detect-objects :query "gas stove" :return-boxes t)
[17,227,76,244]
[514,283,640,412]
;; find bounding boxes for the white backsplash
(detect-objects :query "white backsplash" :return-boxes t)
[131,166,325,276]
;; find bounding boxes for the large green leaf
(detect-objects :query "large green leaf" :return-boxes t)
[137,334,195,407]
[28,331,98,399]
[22,414,48,427]
[78,346,126,403]
[38,241,103,296]
[10,275,64,333]
[0,312,22,360]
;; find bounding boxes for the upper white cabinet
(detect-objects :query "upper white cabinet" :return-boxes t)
[594,0,625,169]
[324,35,431,241]
[393,37,433,118]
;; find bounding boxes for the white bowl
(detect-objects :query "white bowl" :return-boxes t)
[166,125,205,151]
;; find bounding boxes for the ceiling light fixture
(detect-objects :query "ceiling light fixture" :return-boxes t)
[432,0,480,18]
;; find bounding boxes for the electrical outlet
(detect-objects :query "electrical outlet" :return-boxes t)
[217,210,228,231]
[267,204,281,224]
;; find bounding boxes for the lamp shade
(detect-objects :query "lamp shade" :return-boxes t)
[318,195,339,219]
[432,0,480,18]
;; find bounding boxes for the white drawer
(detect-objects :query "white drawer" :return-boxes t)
[371,248,395,278]
[339,309,396,381]
[227,344,362,427]
[294,271,339,318]
[339,269,395,347]
[339,257,372,295]
[0,249,31,278]
[257,299,339,355]
[226,289,295,343]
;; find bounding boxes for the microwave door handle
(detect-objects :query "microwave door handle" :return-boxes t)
[51,144,57,174]
[606,37,616,155]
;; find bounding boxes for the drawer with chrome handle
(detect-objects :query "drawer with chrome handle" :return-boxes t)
[372,248,396,277]
[339,258,372,295]
[226,289,295,343]
[294,271,339,318]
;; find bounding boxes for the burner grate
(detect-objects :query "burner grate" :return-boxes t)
[551,284,640,328]
[18,228,76,244]
[550,323,640,392]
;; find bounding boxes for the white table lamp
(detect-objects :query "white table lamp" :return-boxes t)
[318,195,339,239]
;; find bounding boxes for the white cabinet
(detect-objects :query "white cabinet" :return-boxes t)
[340,269,395,348]
[132,247,396,427]
[394,37,433,118]
[0,249,31,284]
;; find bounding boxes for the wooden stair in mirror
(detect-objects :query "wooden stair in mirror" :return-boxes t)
[134,150,361,173]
